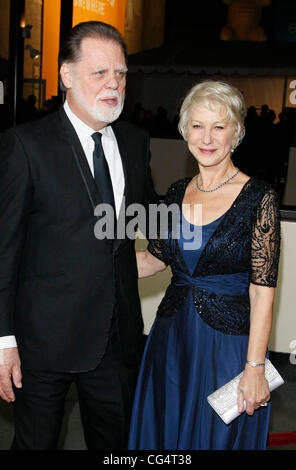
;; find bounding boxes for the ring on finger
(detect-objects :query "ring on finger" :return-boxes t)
[260,402,268,407]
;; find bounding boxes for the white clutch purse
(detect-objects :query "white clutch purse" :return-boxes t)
[207,359,284,425]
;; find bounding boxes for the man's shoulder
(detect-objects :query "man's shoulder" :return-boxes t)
[0,109,62,147]
[112,119,149,140]
[0,110,64,160]
[14,109,61,137]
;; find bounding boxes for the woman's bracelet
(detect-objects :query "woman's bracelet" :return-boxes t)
[246,360,265,367]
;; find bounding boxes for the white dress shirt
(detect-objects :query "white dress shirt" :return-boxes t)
[0,101,125,350]
[63,100,125,218]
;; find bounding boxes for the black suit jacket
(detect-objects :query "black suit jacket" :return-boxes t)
[0,107,158,371]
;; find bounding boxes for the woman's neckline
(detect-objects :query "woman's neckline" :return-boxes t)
[182,210,226,228]
[181,176,252,227]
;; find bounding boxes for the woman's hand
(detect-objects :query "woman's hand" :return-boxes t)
[237,364,270,415]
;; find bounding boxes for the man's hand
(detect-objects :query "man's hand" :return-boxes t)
[0,348,22,402]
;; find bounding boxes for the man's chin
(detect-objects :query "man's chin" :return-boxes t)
[92,104,123,124]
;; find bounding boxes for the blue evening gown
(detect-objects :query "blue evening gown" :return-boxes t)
[128,211,271,450]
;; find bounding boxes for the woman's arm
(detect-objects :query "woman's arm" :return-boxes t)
[136,250,167,278]
[237,283,275,415]
[237,187,281,416]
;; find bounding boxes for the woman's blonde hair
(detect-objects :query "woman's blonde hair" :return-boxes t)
[178,80,247,149]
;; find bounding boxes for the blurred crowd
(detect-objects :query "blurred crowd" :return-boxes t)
[234,104,295,188]
[129,103,180,139]
[17,95,61,123]
[129,101,296,189]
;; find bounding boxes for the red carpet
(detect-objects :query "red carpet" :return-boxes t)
[268,431,296,446]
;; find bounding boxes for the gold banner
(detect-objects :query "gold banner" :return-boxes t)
[42,0,61,101]
[73,0,127,36]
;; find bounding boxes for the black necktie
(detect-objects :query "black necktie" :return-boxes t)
[91,132,115,212]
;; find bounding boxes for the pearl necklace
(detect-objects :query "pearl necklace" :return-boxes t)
[196,168,240,193]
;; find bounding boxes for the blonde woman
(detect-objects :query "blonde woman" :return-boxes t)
[128,81,281,450]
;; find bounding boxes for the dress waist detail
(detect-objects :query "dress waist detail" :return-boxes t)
[171,271,249,296]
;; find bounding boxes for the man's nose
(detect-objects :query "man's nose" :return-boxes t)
[105,74,120,89]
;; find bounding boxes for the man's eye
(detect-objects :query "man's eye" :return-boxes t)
[215,126,224,129]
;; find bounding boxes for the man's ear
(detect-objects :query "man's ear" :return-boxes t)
[60,63,73,90]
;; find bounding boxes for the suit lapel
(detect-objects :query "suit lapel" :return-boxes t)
[111,121,133,252]
[58,107,102,210]
[111,121,132,208]
[58,108,114,252]
[58,108,133,253]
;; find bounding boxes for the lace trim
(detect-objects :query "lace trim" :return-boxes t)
[250,189,281,287]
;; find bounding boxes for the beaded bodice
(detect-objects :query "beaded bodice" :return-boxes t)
[147,177,281,335]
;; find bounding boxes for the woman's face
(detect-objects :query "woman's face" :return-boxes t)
[187,103,236,169]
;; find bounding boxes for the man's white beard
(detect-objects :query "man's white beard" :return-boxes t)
[71,83,124,124]
[91,91,124,123]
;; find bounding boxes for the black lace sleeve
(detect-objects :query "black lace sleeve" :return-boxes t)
[147,237,167,263]
[146,178,188,265]
[146,185,172,265]
[250,188,281,287]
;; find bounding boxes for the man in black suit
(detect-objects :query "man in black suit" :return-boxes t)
[0,21,157,450]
